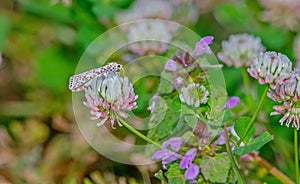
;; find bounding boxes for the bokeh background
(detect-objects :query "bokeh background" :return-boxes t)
[0,0,299,183]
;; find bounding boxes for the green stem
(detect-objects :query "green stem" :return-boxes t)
[224,123,245,184]
[242,67,253,111]
[118,118,161,148]
[237,86,268,146]
[295,128,299,184]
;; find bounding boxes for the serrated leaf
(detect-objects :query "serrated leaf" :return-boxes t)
[165,163,186,184]
[234,132,273,155]
[199,154,230,183]
[234,116,255,144]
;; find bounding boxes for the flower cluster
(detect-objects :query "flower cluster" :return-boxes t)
[127,21,173,55]
[179,83,209,108]
[218,34,265,68]
[248,51,300,130]
[152,137,199,182]
[247,51,293,89]
[83,72,138,128]
[259,0,300,30]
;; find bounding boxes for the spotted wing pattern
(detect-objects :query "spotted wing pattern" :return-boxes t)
[69,62,122,92]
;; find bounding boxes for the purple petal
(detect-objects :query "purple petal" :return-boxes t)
[165,60,178,71]
[180,148,197,169]
[152,149,172,160]
[184,164,199,180]
[162,137,183,152]
[223,96,240,109]
[215,131,226,145]
[192,36,214,57]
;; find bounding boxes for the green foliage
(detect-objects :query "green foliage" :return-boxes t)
[165,163,186,184]
[234,132,274,155]
[234,116,255,144]
[199,154,231,183]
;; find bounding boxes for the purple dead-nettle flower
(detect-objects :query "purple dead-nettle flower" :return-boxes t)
[179,83,209,107]
[218,34,265,68]
[127,21,172,55]
[174,76,183,90]
[165,59,178,71]
[268,72,300,130]
[180,148,199,181]
[192,36,214,57]
[84,72,138,128]
[152,137,183,169]
[223,96,240,109]
[247,51,293,89]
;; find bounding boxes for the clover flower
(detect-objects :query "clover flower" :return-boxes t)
[180,148,199,181]
[218,34,265,68]
[152,137,183,169]
[268,72,300,130]
[83,72,138,128]
[179,83,209,107]
[247,51,293,89]
[127,21,172,55]
[259,0,300,30]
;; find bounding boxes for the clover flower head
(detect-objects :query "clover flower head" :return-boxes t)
[268,71,300,130]
[247,51,293,89]
[259,0,300,30]
[115,0,173,24]
[127,21,172,55]
[179,83,209,107]
[218,34,265,68]
[83,72,138,128]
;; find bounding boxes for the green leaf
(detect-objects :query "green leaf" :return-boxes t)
[158,71,174,94]
[165,163,186,184]
[234,116,255,144]
[154,170,167,184]
[234,132,274,155]
[199,154,231,183]
[184,115,197,128]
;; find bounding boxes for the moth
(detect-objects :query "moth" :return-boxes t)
[69,62,122,92]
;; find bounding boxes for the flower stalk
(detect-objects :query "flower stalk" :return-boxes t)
[118,117,161,148]
[295,128,299,184]
[237,86,268,146]
[224,123,245,184]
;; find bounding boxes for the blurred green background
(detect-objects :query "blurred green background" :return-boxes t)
[0,0,299,183]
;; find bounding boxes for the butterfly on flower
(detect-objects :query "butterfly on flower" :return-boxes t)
[68,62,122,92]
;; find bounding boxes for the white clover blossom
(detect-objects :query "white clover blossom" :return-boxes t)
[247,51,293,89]
[179,83,209,107]
[218,34,265,68]
[127,21,172,55]
[259,0,300,30]
[84,72,138,128]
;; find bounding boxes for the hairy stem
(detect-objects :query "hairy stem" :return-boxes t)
[224,123,245,184]
[248,152,294,184]
[119,118,161,148]
[237,86,268,146]
[295,129,299,184]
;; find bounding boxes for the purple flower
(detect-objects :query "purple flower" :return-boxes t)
[223,96,240,109]
[192,36,214,57]
[152,137,183,169]
[165,60,178,71]
[180,148,199,181]
[84,72,138,128]
[162,137,183,152]
[174,77,183,90]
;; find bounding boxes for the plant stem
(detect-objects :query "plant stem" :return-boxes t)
[224,123,245,184]
[242,67,253,111]
[118,118,161,148]
[237,86,268,146]
[248,152,294,184]
[295,128,299,184]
